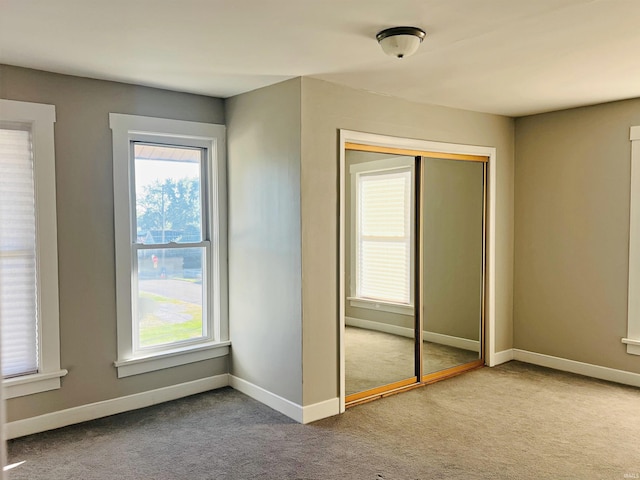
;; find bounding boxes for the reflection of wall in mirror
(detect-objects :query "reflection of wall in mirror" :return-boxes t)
[423,158,483,344]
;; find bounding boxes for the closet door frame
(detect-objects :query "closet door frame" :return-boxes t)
[339,130,497,413]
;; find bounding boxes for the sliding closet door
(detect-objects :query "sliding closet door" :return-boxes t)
[340,138,488,407]
[421,157,485,379]
[343,149,418,402]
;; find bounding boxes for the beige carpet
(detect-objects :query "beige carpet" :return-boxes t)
[346,326,479,395]
[7,361,640,479]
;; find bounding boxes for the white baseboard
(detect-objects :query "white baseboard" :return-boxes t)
[346,316,480,351]
[302,397,340,424]
[423,331,480,352]
[228,375,339,424]
[229,375,303,423]
[6,373,340,440]
[346,317,413,338]
[5,374,229,440]
[492,348,514,366]
[512,349,640,388]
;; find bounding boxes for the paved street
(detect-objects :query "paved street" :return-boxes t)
[138,279,202,305]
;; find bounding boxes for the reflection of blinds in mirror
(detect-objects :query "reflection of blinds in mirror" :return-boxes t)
[356,169,411,304]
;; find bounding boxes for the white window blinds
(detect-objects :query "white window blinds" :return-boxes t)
[0,126,38,378]
[356,168,412,304]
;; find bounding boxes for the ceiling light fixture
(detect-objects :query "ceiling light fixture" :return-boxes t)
[376,26,426,59]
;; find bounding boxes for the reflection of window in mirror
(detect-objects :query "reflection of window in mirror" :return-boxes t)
[347,155,415,315]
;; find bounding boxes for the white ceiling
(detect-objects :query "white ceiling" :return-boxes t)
[1,0,639,117]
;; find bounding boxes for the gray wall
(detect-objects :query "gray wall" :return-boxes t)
[300,77,515,406]
[226,78,303,404]
[514,98,640,373]
[0,65,227,422]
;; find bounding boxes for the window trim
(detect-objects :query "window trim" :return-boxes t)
[1,99,67,399]
[348,156,415,314]
[623,125,640,355]
[110,114,228,378]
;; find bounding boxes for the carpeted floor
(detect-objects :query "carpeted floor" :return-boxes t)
[7,361,640,479]
[346,326,479,395]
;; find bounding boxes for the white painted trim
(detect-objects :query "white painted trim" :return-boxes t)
[485,142,497,367]
[4,375,229,440]
[346,317,480,351]
[109,113,228,373]
[0,100,62,397]
[228,375,338,424]
[229,375,303,423]
[491,349,514,366]
[622,338,640,355]
[339,130,497,408]
[339,130,347,413]
[302,397,340,424]
[114,343,230,378]
[625,125,640,355]
[513,349,640,388]
[348,297,414,316]
[3,370,68,399]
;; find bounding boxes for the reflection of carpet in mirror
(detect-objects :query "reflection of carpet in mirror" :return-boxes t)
[345,326,479,396]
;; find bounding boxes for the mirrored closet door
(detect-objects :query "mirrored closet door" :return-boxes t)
[342,143,487,406]
[421,157,485,381]
[344,149,417,400]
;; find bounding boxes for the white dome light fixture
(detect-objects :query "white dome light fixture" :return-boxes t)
[376,26,426,59]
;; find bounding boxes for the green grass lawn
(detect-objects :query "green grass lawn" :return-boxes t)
[138,292,203,347]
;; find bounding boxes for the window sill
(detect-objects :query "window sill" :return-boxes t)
[114,341,231,378]
[3,369,68,399]
[622,338,640,355]
[347,297,414,316]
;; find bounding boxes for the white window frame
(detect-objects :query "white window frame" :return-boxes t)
[110,114,229,378]
[347,156,415,316]
[623,125,640,355]
[1,99,66,399]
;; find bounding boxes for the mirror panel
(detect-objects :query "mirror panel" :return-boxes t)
[422,157,484,376]
[344,150,417,397]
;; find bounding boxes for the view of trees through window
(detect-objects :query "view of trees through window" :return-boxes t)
[136,177,202,243]
[133,144,207,350]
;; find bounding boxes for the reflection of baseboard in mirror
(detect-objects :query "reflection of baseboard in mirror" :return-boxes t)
[339,129,497,412]
[345,317,480,352]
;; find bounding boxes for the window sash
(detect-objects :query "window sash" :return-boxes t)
[129,141,212,354]
[131,242,211,355]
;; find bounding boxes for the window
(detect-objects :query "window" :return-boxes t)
[624,125,640,355]
[110,114,228,378]
[0,99,66,399]
[348,156,414,313]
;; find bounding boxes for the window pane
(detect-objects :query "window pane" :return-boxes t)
[359,241,410,303]
[136,247,206,349]
[356,168,412,304]
[0,127,38,377]
[134,144,203,244]
[359,173,409,237]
